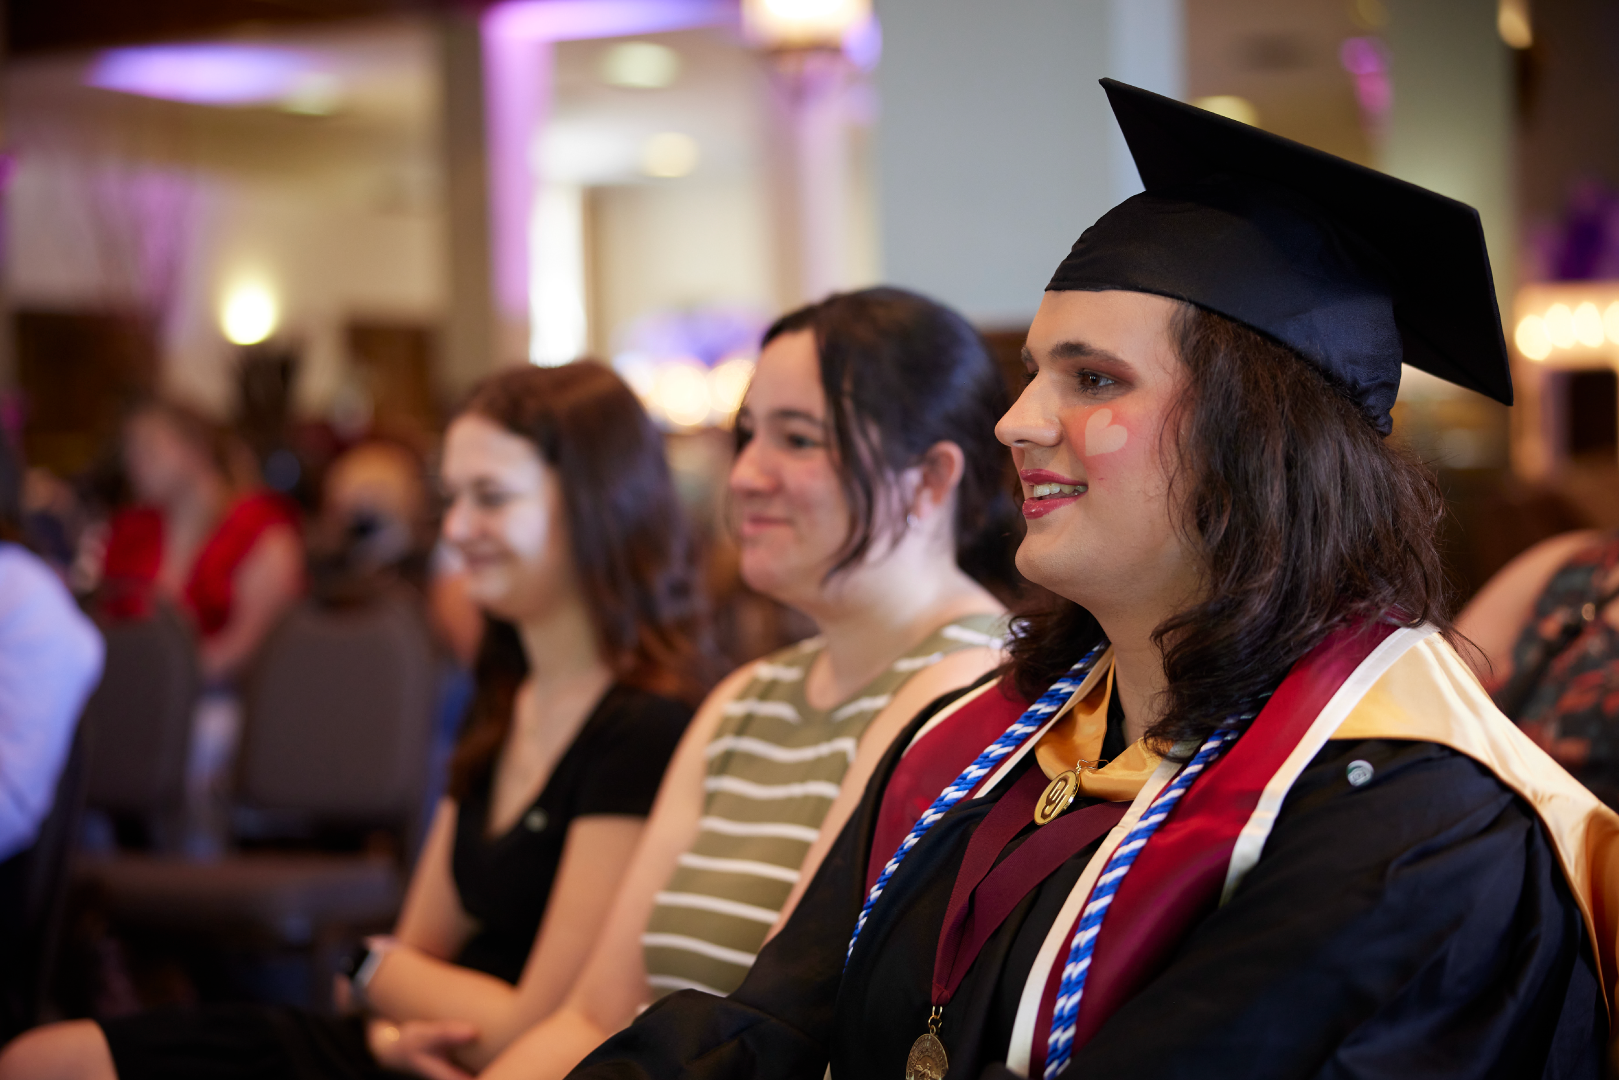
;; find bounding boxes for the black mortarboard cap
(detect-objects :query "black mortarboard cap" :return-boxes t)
[1048,79,1512,434]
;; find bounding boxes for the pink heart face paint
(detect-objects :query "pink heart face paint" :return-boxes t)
[1084,408,1128,456]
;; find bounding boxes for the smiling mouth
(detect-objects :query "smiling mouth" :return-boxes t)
[1028,482,1087,499]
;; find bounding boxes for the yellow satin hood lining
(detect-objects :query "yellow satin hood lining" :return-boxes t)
[1333,635,1619,1032]
[1024,635,1618,1050]
[1034,660,1161,804]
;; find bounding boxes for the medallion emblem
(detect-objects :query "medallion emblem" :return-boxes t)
[1034,769,1079,825]
[906,1031,948,1080]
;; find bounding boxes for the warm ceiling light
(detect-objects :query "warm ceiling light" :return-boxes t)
[1498,0,1532,49]
[1192,95,1259,127]
[600,41,681,89]
[1605,302,1619,345]
[652,359,712,428]
[707,356,755,417]
[1543,303,1576,349]
[1574,302,1606,348]
[742,0,871,50]
[282,72,343,116]
[221,283,278,345]
[1515,314,1552,361]
[641,132,699,178]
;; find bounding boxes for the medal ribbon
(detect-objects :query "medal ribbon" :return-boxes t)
[848,641,1108,965]
[932,767,1127,1005]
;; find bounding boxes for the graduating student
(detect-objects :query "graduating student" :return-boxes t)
[564,81,1619,1080]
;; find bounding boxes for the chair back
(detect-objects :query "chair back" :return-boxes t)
[0,722,90,1039]
[237,592,436,832]
[80,603,198,814]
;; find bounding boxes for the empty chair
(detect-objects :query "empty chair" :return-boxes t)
[77,591,438,1000]
[236,589,437,842]
[79,603,198,841]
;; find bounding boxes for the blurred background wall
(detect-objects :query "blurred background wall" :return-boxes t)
[3,0,1618,597]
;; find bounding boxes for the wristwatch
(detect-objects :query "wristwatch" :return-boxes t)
[341,935,398,1011]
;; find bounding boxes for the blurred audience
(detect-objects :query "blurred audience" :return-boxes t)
[0,361,711,1080]
[0,434,104,863]
[0,434,103,1039]
[97,400,302,683]
[306,440,433,606]
[478,287,1016,1080]
[1459,528,1619,809]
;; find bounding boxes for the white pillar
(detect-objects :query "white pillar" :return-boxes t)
[873,0,1185,327]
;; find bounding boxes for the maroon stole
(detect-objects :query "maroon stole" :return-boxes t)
[1029,621,1397,1072]
[866,680,1032,893]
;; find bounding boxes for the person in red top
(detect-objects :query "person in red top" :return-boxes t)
[99,400,303,682]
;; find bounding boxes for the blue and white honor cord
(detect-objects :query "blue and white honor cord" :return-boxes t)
[845,641,1110,964]
[1039,725,1243,1077]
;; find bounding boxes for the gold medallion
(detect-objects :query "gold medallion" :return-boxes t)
[905,1032,948,1080]
[1034,769,1079,825]
[906,1007,948,1080]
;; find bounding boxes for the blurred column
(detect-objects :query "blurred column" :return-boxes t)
[873,0,1184,328]
[481,16,555,367]
[1383,0,1514,296]
[1382,0,1516,470]
[438,10,499,396]
[761,48,869,306]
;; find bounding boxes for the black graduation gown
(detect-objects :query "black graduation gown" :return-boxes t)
[572,687,1608,1080]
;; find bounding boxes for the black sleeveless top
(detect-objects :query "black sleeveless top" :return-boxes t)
[451,683,692,983]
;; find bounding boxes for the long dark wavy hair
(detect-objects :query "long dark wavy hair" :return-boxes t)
[758,287,1021,593]
[1006,304,1454,754]
[447,361,714,798]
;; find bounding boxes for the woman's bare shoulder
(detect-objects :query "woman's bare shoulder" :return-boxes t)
[1457,529,1603,672]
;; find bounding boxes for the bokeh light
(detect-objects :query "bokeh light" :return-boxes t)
[1514,315,1552,361]
[652,359,713,428]
[707,356,755,419]
[600,41,681,89]
[1575,302,1606,348]
[641,132,699,178]
[1543,303,1576,349]
[1192,95,1259,127]
[221,283,279,345]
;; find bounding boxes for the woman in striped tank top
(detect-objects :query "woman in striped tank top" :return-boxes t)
[479,288,1020,1080]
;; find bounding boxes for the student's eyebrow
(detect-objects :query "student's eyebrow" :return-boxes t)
[1046,340,1126,364]
[767,408,826,426]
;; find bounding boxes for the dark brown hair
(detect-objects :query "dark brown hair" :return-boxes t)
[1006,304,1454,753]
[447,361,714,797]
[757,287,1020,592]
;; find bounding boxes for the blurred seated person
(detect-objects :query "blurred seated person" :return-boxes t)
[477,287,1015,1080]
[0,434,103,1038]
[98,400,302,682]
[307,440,433,606]
[0,362,711,1080]
[1459,528,1619,807]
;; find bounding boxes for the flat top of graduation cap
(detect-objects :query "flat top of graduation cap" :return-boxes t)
[1048,79,1511,434]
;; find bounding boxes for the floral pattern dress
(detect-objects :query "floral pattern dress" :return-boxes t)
[1503,531,1619,809]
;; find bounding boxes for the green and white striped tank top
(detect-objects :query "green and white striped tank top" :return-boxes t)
[642,612,1008,999]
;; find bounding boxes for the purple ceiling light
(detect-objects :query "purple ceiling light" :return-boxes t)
[88,44,310,106]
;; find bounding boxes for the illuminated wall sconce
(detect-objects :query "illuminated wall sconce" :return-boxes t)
[1513,284,1619,364]
[742,0,872,52]
[220,281,279,345]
